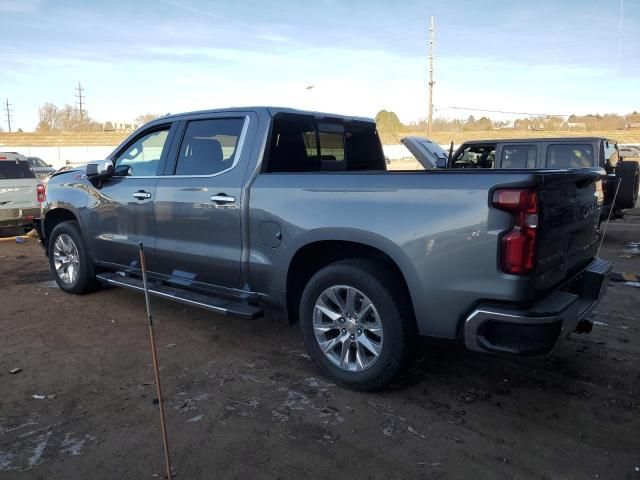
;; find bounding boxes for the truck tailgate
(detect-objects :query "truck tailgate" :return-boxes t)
[0,179,37,208]
[534,169,603,294]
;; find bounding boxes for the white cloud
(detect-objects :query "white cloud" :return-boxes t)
[1,38,635,131]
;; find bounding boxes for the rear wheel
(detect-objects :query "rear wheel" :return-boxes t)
[299,259,415,391]
[616,161,639,209]
[48,221,98,294]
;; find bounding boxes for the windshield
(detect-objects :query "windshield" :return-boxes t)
[28,157,49,168]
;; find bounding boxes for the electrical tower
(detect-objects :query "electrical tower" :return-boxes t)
[4,98,13,133]
[427,16,435,137]
[75,82,85,128]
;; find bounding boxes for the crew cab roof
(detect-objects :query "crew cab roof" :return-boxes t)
[147,106,375,125]
[0,152,29,161]
[459,137,609,144]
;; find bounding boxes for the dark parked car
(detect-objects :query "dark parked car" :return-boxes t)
[36,107,611,389]
[27,156,56,183]
[445,138,639,219]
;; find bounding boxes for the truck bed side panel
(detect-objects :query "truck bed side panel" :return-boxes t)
[249,171,544,338]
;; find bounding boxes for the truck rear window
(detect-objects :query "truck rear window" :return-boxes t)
[546,144,593,168]
[265,113,385,172]
[0,161,35,179]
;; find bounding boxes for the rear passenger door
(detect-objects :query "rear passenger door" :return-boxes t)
[498,144,538,169]
[153,113,256,289]
[545,143,595,169]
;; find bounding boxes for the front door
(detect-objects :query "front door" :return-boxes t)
[87,124,174,270]
[153,114,253,289]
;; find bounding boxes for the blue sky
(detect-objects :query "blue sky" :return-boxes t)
[1,0,638,131]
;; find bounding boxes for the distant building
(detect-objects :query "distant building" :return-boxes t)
[566,122,587,129]
[103,121,139,132]
[625,122,640,130]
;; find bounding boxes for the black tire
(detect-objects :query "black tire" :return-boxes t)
[299,259,416,391]
[48,221,98,294]
[616,161,639,209]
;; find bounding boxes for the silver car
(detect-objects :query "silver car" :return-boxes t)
[0,153,44,233]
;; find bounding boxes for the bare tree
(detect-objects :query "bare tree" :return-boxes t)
[36,102,102,132]
[37,103,60,132]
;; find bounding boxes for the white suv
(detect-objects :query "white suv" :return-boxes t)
[0,152,45,233]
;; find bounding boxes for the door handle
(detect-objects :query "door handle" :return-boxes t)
[210,194,235,204]
[133,191,152,200]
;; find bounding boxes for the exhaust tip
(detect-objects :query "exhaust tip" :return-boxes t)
[575,319,593,334]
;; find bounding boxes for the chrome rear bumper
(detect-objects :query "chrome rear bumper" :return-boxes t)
[464,258,612,356]
[0,206,40,228]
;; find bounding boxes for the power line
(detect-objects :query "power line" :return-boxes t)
[4,98,13,133]
[427,16,435,137]
[75,82,85,127]
[437,105,573,117]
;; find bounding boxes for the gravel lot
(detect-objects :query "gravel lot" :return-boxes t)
[1,212,639,479]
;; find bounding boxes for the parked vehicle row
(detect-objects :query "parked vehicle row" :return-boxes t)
[443,138,639,219]
[37,107,611,390]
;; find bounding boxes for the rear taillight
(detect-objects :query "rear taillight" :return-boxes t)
[37,184,46,203]
[492,189,538,275]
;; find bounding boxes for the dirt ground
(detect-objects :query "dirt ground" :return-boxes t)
[1,213,639,480]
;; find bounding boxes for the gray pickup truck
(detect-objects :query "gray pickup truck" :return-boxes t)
[37,107,611,390]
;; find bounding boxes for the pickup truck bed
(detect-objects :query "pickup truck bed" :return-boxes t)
[36,107,612,390]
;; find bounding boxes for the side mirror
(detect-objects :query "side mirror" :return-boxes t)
[86,160,114,181]
[436,157,447,168]
[114,164,133,177]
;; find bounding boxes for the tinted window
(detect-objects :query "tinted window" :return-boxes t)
[547,144,594,168]
[452,144,496,168]
[603,141,619,169]
[175,118,245,175]
[318,123,346,171]
[266,114,385,172]
[501,145,537,168]
[0,161,35,179]
[114,128,170,176]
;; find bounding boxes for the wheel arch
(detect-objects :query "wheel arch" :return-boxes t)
[43,207,79,246]
[284,236,418,327]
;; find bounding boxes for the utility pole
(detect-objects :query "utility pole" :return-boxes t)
[4,98,13,133]
[427,16,435,137]
[75,81,85,129]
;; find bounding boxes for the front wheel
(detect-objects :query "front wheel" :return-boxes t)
[48,221,98,294]
[299,259,415,391]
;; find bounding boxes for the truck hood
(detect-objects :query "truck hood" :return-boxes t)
[401,137,449,169]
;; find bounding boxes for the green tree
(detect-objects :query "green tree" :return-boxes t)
[375,110,405,132]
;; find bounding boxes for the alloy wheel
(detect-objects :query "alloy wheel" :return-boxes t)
[53,234,80,285]
[312,285,384,372]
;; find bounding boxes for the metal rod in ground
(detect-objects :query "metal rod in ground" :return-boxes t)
[597,177,621,256]
[139,242,173,479]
